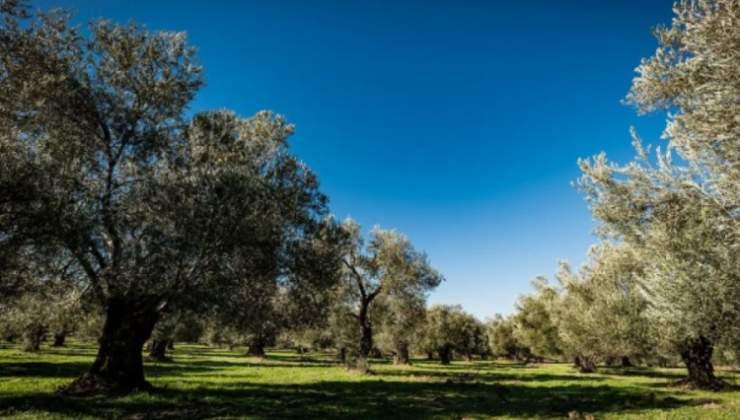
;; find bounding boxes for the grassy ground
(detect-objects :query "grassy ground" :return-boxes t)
[0,342,739,419]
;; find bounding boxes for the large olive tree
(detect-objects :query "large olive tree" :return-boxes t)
[0,1,332,395]
[578,0,740,389]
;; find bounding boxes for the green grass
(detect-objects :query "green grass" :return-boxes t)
[1,342,739,419]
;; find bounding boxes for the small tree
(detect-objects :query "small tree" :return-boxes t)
[2,294,50,351]
[423,304,481,364]
[338,219,443,372]
[487,315,530,361]
[553,244,652,373]
[511,278,562,361]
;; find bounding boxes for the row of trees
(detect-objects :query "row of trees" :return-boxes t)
[489,0,740,391]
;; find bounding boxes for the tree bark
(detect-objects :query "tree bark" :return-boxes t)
[621,356,633,368]
[338,347,346,363]
[439,345,452,365]
[246,335,266,357]
[58,298,159,396]
[426,351,434,360]
[52,332,66,347]
[578,356,596,373]
[371,347,383,359]
[394,342,411,365]
[357,321,372,372]
[167,340,174,350]
[21,327,43,352]
[678,336,725,390]
[147,339,171,362]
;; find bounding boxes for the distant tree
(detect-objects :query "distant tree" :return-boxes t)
[511,278,562,361]
[373,284,429,365]
[2,294,50,351]
[338,219,443,372]
[0,1,334,395]
[212,218,343,358]
[147,312,180,362]
[423,304,482,364]
[553,244,652,373]
[487,315,530,361]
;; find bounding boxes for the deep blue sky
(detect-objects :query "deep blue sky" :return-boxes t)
[38,0,674,319]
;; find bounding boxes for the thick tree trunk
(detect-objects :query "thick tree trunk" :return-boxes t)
[371,347,383,359]
[147,339,171,362]
[394,342,411,365]
[21,327,43,352]
[58,298,159,396]
[439,345,452,365]
[578,356,596,373]
[167,340,174,350]
[338,347,347,363]
[246,335,266,357]
[52,332,66,347]
[357,322,372,372]
[678,336,725,390]
[621,356,633,368]
[426,351,434,360]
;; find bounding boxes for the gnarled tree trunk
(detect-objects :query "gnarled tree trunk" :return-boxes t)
[246,335,266,357]
[357,321,372,372]
[678,336,725,390]
[394,342,411,365]
[577,355,596,373]
[439,344,453,365]
[371,347,383,359]
[621,356,633,368]
[21,327,44,352]
[426,351,434,360]
[59,298,159,396]
[52,332,66,347]
[147,339,170,362]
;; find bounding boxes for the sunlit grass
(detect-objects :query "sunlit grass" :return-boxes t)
[1,341,739,419]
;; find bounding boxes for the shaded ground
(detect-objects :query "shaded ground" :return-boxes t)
[0,342,739,420]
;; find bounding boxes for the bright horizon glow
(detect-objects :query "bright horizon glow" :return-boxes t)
[38,0,674,319]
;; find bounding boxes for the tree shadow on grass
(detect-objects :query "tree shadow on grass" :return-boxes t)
[0,360,224,380]
[597,366,688,381]
[376,367,606,384]
[0,377,700,420]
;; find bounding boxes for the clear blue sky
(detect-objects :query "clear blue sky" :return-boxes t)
[39,0,674,319]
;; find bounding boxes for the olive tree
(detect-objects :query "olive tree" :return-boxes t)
[511,277,562,361]
[552,244,651,372]
[578,0,740,389]
[423,304,482,364]
[338,219,443,371]
[211,217,343,357]
[371,281,431,365]
[0,2,333,395]
[487,315,530,361]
